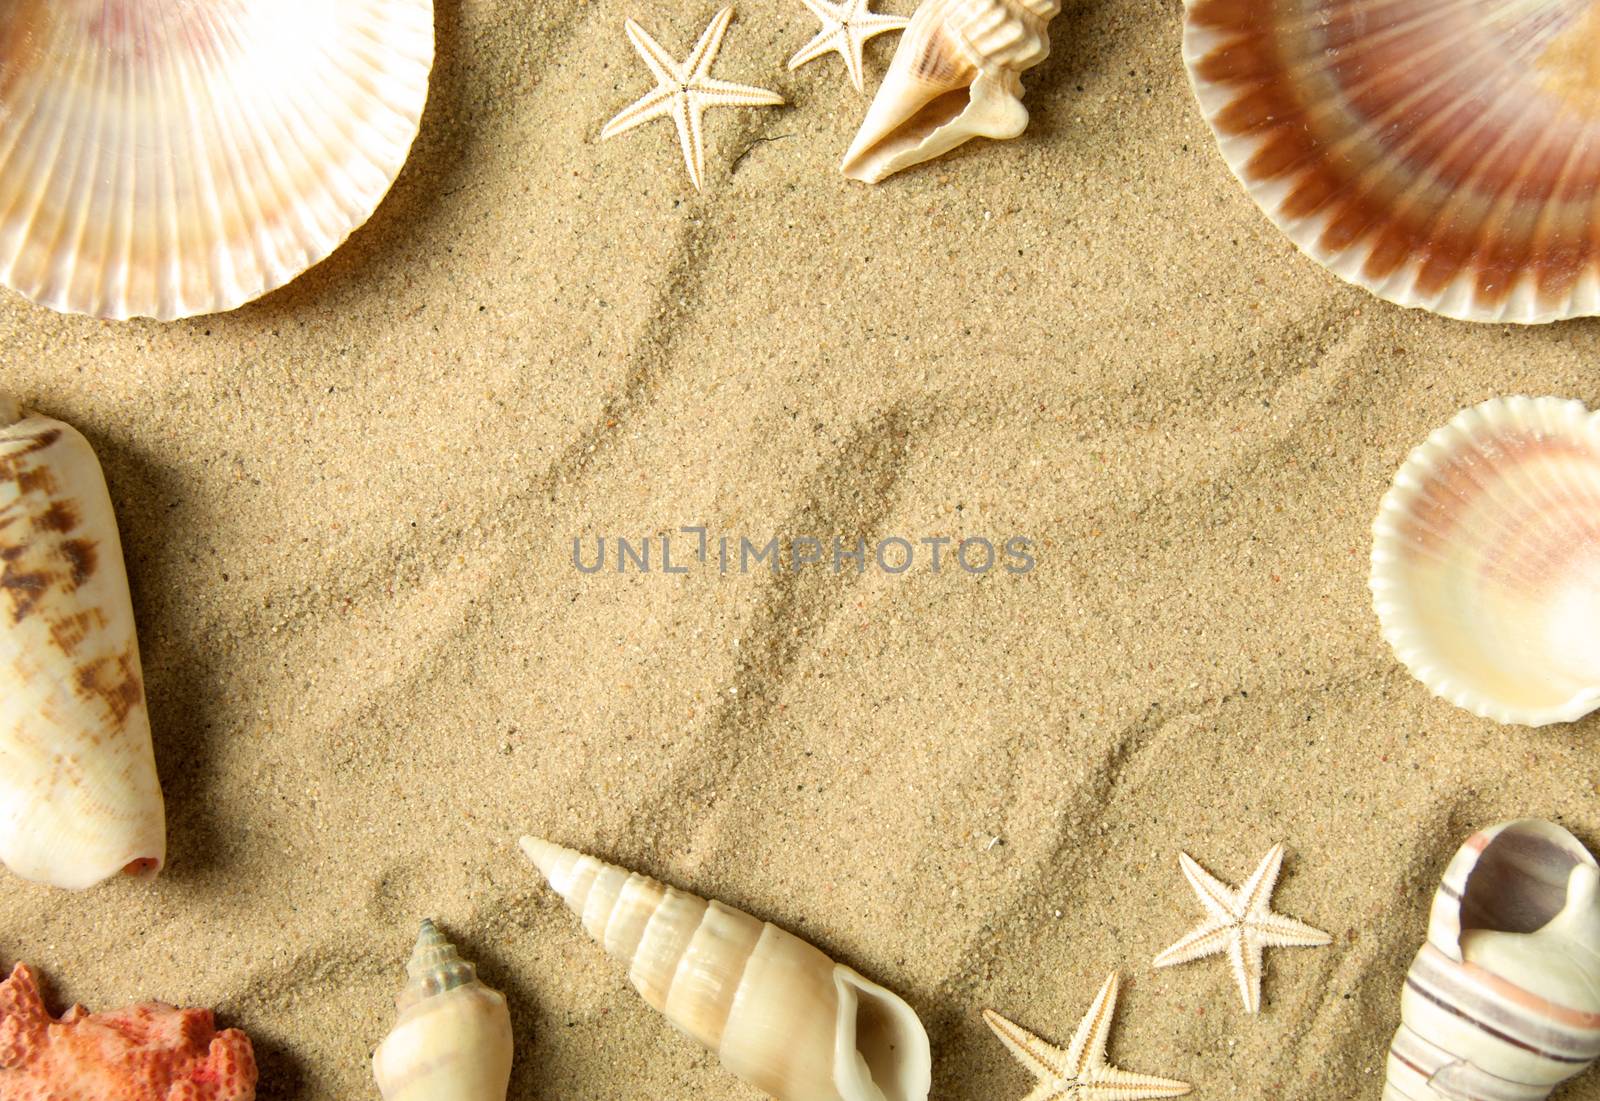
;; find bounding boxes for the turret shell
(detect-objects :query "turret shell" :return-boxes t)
[521,836,933,1101]
[1384,819,1600,1100]
[0,402,165,889]
[373,920,514,1101]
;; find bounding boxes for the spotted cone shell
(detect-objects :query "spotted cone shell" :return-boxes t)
[0,401,165,889]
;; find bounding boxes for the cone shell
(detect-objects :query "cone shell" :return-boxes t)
[521,837,933,1101]
[0,960,258,1100]
[1185,0,1600,323]
[0,0,435,321]
[373,920,513,1101]
[840,0,1059,183]
[1370,396,1600,726]
[1384,819,1600,1100]
[0,403,165,889]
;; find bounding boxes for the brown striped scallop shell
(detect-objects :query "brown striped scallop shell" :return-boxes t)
[1385,819,1600,1101]
[1185,0,1600,323]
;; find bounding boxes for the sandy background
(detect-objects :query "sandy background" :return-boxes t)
[2,0,1599,1098]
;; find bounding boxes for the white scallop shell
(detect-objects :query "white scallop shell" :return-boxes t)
[373,920,514,1101]
[0,402,165,889]
[840,0,1059,183]
[521,837,932,1101]
[1385,819,1600,1101]
[1184,0,1600,323]
[1370,396,1600,726]
[0,0,434,321]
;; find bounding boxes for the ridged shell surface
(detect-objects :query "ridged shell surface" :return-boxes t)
[520,837,932,1101]
[1185,0,1600,323]
[840,0,1060,182]
[373,920,513,1101]
[1384,819,1600,1101]
[0,0,435,321]
[1369,396,1600,726]
[0,404,165,889]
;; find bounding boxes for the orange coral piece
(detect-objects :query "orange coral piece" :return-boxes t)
[0,963,256,1101]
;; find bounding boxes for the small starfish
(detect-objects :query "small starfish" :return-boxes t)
[1153,842,1332,1013]
[601,8,783,190]
[983,973,1192,1101]
[786,0,909,92]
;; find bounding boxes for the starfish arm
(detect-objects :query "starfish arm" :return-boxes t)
[1084,1065,1194,1100]
[623,19,685,85]
[1153,919,1234,968]
[1067,973,1121,1075]
[1251,911,1333,948]
[852,11,912,32]
[601,86,678,140]
[788,28,846,72]
[674,94,705,190]
[693,78,786,108]
[1230,932,1263,1014]
[1239,844,1287,916]
[984,1009,1071,1082]
[843,28,869,91]
[1021,1085,1067,1101]
[686,6,737,80]
[799,0,848,23]
[1177,852,1242,920]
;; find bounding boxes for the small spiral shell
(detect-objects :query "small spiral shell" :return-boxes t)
[373,920,514,1101]
[521,837,932,1101]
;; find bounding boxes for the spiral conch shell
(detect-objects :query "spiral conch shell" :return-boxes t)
[840,0,1060,182]
[0,401,165,889]
[1370,396,1600,726]
[0,0,434,321]
[1385,819,1600,1101]
[521,837,933,1101]
[1185,0,1600,323]
[373,920,514,1101]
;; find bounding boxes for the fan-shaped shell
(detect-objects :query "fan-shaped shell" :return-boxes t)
[0,0,435,321]
[0,402,165,889]
[373,920,513,1101]
[840,0,1059,182]
[1370,396,1600,726]
[1184,0,1600,323]
[1384,819,1600,1100]
[521,837,932,1101]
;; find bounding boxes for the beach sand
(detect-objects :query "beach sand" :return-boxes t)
[2,0,1598,1098]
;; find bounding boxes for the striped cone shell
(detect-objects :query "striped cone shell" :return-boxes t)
[0,0,434,321]
[520,837,932,1101]
[0,401,165,889]
[1385,819,1600,1101]
[1185,0,1600,323]
[1370,396,1600,726]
